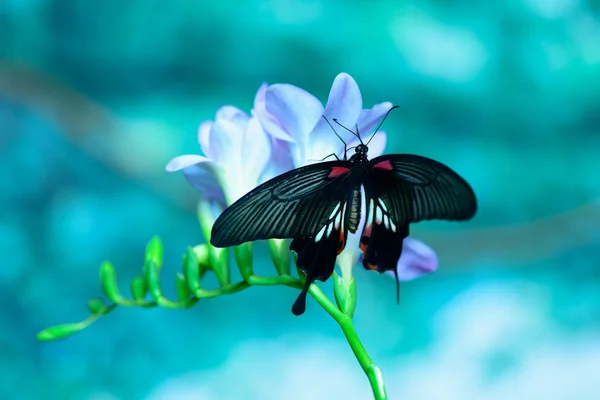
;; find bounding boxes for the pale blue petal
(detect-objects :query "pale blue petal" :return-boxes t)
[259,138,294,184]
[310,73,363,145]
[322,72,363,128]
[307,73,363,163]
[264,83,323,143]
[182,163,226,205]
[165,154,211,172]
[210,119,244,166]
[364,131,387,158]
[239,116,272,185]
[253,83,295,142]
[387,238,439,281]
[166,155,225,205]
[356,102,394,135]
[197,121,214,159]
[216,105,248,124]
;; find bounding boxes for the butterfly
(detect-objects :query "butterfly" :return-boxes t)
[210,106,477,315]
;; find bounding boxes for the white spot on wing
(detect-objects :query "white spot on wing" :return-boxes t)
[334,211,342,229]
[329,203,341,219]
[389,218,397,232]
[375,206,383,224]
[378,199,388,212]
[315,225,327,242]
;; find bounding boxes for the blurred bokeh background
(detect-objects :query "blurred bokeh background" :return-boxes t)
[2,0,600,399]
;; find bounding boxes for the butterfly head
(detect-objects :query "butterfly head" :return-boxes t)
[349,143,369,163]
[355,143,368,156]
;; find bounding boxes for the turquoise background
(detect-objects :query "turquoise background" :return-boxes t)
[2,1,600,399]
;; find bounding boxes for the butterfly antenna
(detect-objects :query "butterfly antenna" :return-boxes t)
[366,105,399,146]
[333,118,362,143]
[322,115,347,160]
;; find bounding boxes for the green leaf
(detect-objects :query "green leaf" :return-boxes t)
[37,323,84,341]
[333,272,357,318]
[175,272,191,300]
[145,236,163,270]
[87,298,106,315]
[130,275,147,300]
[100,261,121,303]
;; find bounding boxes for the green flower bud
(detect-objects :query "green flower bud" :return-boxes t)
[175,272,191,300]
[184,247,202,294]
[144,236,163,270]
[130,275,147,300]
[37,323,84,341]
[234,243,253,281]
[99,261,121,303]
[268,239,290,276]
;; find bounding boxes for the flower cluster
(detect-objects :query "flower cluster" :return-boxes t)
[166,73,437,284]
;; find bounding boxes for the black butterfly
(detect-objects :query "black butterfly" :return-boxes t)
[210,107,477,315]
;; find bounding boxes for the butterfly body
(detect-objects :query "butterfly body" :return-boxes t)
[211,141,476,315]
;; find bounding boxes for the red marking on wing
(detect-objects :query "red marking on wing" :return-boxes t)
[365,262,378,271]
[328,166,351,178]
[337,230,346,255]
[373,160,393,171]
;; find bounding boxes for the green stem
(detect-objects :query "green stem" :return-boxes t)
[308,285,388,400]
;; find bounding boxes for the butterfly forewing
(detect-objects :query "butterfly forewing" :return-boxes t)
[210,161,355,247]
[360,154,476,301]
[368,154,477,225]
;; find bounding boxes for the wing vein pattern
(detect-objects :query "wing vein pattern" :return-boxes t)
[211,161,354,247]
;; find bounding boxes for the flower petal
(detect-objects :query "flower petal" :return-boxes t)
[307,73,363,163]
[264,83,323,143]
[165,154,211,172]
[356,102,394,135]
[254,82,268,110]
[364,131,387,158]
[323,72,363,127]
[182,163,226,205]
[216,105,248,124]
[209,119,244,165]
[310,73,363,141]
[254,83,295,142]
[198,121,213,159]
[386,237,439,281]
[258,137,294,183]
[238,116,271,187]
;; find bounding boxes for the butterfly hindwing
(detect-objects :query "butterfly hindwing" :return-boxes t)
[360,191,410,302]
[210,161,355,247]
[290,195,350,315]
